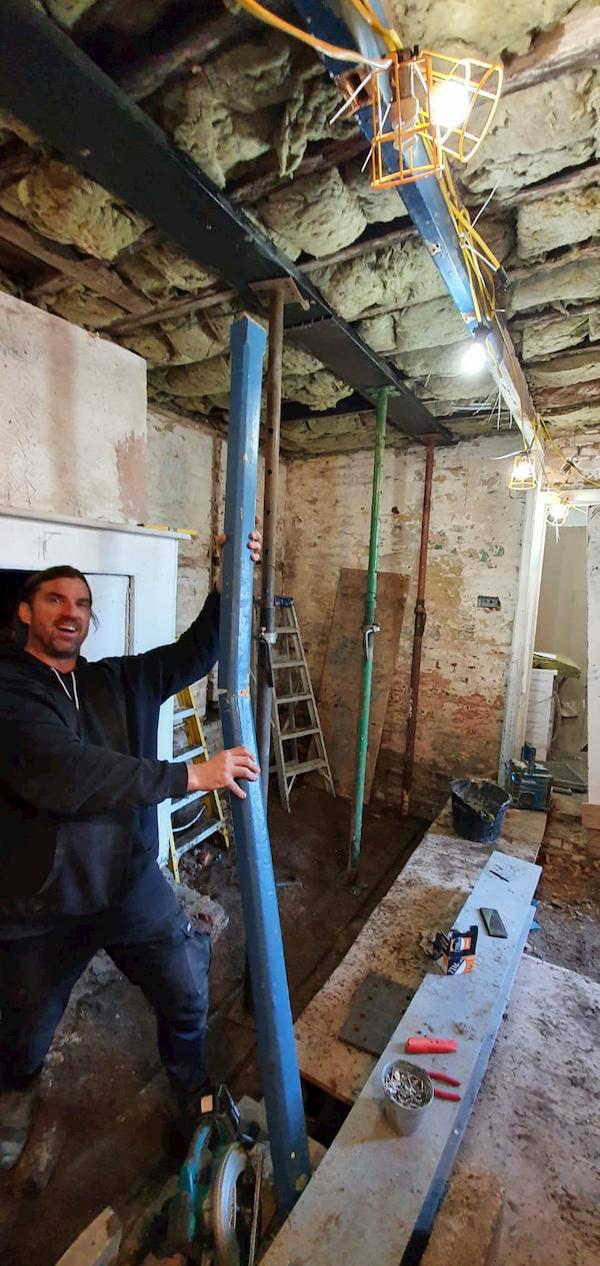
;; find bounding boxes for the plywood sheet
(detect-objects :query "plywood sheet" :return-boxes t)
[317,568,408,801]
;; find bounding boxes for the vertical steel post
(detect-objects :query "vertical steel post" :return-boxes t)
[256,285,284,802]
[401,437,436,815]
[219,315,311,1213]
[348,387,389,882]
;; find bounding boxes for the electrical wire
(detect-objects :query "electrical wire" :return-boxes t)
[345,0,403,51]
[236,0,598,492]
[233,0,391,67]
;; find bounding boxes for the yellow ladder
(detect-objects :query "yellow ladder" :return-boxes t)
[168,686,230,882]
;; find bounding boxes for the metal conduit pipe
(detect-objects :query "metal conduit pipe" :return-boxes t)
[256,285,285,804]
[401,436,436,815]
[348,387,389,883]
[218,315,311,1214]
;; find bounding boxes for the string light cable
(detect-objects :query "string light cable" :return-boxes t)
[233,0,393,67]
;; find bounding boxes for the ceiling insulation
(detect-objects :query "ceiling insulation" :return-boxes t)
[463,70,599,196]
[0,1,597,453]
[0,159,148,259]
[508,259,600,314]
[521,311,599,361]
[517,186,600,258]
[387,0,576,59]
[118,242,219,299]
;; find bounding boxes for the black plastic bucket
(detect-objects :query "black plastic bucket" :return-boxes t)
[450,778,510,843]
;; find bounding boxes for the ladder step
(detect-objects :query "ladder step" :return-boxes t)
[272,657,304,668]
[171,788,208,813]
[281,726,320,741]
[173,818,223,861]
[172,744,204,763]
[285,757,330,778]
[274,625,300,635]
[174,706,196,721]
[277,692,312,705]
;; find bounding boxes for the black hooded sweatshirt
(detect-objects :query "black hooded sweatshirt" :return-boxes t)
[0,589,220,927]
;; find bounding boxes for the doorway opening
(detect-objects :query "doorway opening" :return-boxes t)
[0,568,33,645]
[528,509,588,794]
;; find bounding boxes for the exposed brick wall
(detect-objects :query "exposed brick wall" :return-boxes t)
[542,794,600,875]
[282,434,527,818]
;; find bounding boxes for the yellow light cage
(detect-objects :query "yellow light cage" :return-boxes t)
[370,49,503,189]
[509,452,538,491]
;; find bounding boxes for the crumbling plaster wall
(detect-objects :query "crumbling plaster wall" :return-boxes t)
[282,434,526,818]
[0,291,147,523]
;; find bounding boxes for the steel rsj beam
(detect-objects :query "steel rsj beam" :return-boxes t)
[0,0,450,445]
[218,315,311,1214]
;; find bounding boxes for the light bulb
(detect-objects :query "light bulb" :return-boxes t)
[461,337,487,374]
[430,78,470,130]
[546,498,569,526]
[509,452,537,490]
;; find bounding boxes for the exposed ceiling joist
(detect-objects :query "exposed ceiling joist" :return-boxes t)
[0,211,151,314]
[116,8,247,102]
[505,161,600,208]
[535,380,600,410]
[510,301,600,333]
[503,4,600,96]
[0,0,450,444]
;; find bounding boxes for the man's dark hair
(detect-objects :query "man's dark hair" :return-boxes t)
[19,566,94,609]
[13,566,98,646]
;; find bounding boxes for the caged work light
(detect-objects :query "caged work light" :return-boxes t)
[369,48,503,189]
[509,451,537,491]
[545,495,570,528]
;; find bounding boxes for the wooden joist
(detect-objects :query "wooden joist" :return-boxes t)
[107,284,237,337]
[503,4,600,96]
[0,212,151,314]
[534,379,600,411]
[116,10,247,101]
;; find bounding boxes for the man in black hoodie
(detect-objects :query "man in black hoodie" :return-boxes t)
[0,540,260,1166]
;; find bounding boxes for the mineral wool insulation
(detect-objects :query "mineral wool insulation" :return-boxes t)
[0,3,598,432]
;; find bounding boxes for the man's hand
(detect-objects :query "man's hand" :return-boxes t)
[214,526,262,593]
[186,748,260,800]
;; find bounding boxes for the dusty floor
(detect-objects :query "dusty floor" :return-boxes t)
[531,856,600,984]
[451,849,600,1266]
[0,787,425,1266]
[459,954,600,1266]
[0,790,598,1266]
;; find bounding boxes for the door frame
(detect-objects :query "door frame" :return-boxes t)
[499,487,600,782]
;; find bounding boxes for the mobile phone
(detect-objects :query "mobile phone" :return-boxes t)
[480,907,508,938]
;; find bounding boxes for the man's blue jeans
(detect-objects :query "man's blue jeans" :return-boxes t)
[0,866,211,1106]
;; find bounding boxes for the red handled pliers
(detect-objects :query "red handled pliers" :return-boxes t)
[427,1070,461,1102]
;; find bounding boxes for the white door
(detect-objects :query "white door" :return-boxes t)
[84,573,130,661]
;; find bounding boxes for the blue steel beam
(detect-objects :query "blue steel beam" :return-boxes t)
[218,315,311,1214]
[293,0,538,443]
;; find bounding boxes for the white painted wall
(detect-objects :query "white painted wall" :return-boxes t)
[0,291,147,523]
[587,506,600,804]
[535,524,587,756]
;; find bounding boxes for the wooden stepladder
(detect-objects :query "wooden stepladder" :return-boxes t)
[168,686,230,881]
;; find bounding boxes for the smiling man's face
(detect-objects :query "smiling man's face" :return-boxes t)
[19,577,92,667]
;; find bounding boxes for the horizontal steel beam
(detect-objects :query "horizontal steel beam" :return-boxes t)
[0,0,451,445]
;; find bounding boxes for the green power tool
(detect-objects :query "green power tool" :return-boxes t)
[167,1085,262,1266]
